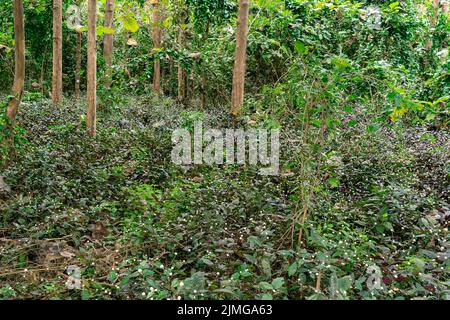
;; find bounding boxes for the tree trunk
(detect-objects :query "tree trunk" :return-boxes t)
[103,0,114,88]
[6,0,25,126]
[177,27,186,102]
[443,0,449,14]
[200,22,209,110]
[200,74,206,110]
[87,0,97,137]
[427,0,441,49]
[75,31,82,100]
[124,31,131,78]
[39,44,48,95]
[152,0,161,94]
[230,0,250,117]
[189,71,194,101]
[52,0,63,106]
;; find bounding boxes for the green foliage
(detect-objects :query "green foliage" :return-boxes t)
[0,0,449,301]
[0,97,28,169]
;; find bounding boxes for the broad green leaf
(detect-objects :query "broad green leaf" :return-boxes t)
[337,276,353,292]
[348,119,358,127]
[389,2,399,10]
[328,177,340,188]
[123,16,139,33]
[295,41,306,54]
[271,277,285,290]
[366,124,380,133]
[259,281,273,290]
[260,293,273,300]
[288,262,297,276]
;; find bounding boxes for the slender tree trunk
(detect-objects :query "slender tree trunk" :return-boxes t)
[152,0,161,94]
[230,0,250,117]
[177,27,186,102]
[6,0,25,126]
[189,71,194,101]
[103,0,114,88]
[200,22,210,110]
[87,0,97,137]
[75,31,82,100]
[200,74,206,109]
[427,0,441,49]
[52,0,63,106]
[39,44,48,95]
[124,31,131,78]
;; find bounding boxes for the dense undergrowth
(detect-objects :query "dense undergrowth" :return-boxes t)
[0,0,449,300]
[0,94,448,300]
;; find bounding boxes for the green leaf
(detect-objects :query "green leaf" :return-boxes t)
[348,119,358,127]
[259,281,273,290]
[102,27,115,34]
[383,222,394,232]
[243,253,258,265]
[375,224,385,234]
[107,270,117,282]
[425,113,436,121]
[261,258,272,277]
[260,293,273,300]
[123,16,139,33]
[213,288,236,296]
[294,41,306,54]
[343,106,353,113]
[163,17,172,28]
[328,177,340,188]
[337,276,353,292]
[310,228,326,247]
[366,124,380,133]
[248,235,262,248]
[288,262,297,276]
[411,258,425,272]
[96,26,115,36]
[389,2,400,10]
[394,94,402,107]
[201,257,214,266]
[271,277,285,290]
[119,275,130,287]
[81,289,92,300]
[307,292,327,300]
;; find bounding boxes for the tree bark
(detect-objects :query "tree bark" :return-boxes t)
[200,22,210,110]
[189,71,194,101]
[177,27,186,102]
[152,0,161,94]
[200,74,206,110]
[52,0,63,106]
[427,0,442,49]
[39,44,48,95]
[103,0,114,88]
[231,0,250,117]
[87,0,97,137]
[6,0,25,126]
[75,31,82,100]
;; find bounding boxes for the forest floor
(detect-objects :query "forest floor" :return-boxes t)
[0,94,449,300]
